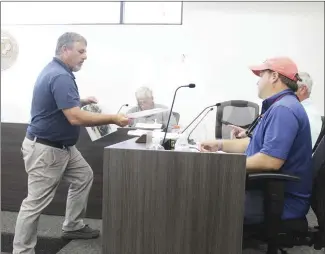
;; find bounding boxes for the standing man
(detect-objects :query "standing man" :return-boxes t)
[13,32,129,254]
[201,57,313,224]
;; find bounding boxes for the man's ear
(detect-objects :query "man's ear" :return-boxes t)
[270,71,279,84]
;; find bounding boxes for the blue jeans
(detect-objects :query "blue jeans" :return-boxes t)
[244,190,264,224]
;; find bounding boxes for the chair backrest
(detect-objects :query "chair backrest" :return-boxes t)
[311,133,325,232]
[173,112,180,124]
[215,100,260,139]
[313,115,325,153]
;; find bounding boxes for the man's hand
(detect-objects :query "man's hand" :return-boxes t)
[80,96,98,107]
[199,140,220,152]
[114,114,129,127]
[229,125,247,139]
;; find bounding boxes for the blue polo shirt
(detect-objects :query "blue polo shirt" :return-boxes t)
[246,89,313,220]
[27,57,81,146]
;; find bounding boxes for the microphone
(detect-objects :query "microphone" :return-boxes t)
[181,103,220,134]
[187,107,214,144]
[117,103,129,113]
[162,83,196,147]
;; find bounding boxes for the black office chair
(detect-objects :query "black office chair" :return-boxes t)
[173,112,180,124]
[243,130,325,254]
[313,115,324,153]
[215,100,260,139]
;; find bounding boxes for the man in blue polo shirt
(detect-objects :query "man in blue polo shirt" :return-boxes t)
[13,32,129,254]
[200,57,313,224]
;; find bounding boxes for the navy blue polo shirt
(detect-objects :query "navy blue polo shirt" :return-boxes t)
[246,89,313,220]
[27,57,81,146]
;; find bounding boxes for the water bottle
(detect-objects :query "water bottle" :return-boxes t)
[149,136,165,150]
[145,131,153,149]
[174,133,191,152]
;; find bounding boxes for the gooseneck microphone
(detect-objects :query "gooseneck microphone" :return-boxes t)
[117,103,129,113]
[162,83,196,146]
[181,103,220,134]
[187,107,214,144]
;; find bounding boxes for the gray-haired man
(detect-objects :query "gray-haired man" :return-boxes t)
[13,32,129,254]
[295,72,322,148]
[127,86,177,130]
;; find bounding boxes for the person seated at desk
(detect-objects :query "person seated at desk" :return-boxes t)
[127,86,177,131]
[200,57,313,225]
[296,72,323,148]
[231,71,322,149]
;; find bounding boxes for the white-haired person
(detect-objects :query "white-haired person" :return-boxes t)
[127,86,177,131]
[295,72,323,148]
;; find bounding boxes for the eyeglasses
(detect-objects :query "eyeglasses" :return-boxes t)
[137,99,152,105]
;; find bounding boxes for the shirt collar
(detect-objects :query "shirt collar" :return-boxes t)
[301,97,311,106]
[261,89,295,114]
[53,57,75,79]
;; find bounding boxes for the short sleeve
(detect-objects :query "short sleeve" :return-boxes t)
[51,75,80,110]
[260,105,299,160]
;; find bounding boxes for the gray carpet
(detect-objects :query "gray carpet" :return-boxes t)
[1,211,101,254]
[2,210,324,253]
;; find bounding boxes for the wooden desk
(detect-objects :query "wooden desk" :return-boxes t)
[102,138,247,254]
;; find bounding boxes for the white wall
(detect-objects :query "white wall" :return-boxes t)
[1,2,324,142]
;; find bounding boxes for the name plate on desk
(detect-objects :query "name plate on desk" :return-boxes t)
[128,129,180,140]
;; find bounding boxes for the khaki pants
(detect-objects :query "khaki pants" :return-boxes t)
[13,137,93,254]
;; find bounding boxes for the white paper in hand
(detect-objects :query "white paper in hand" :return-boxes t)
[127,108,169,119]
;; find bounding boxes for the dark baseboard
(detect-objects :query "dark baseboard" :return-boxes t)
[1,122,133,219]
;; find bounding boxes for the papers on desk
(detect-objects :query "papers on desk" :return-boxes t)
[127,129,180,140]
[127,108,169,119]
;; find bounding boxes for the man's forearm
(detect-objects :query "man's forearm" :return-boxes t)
[246,153,284,173]
[221,138,250,153]
[68,110,118,127]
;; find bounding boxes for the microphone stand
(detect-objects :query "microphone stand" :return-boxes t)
[162,84,196,148]
[117,104,129,113]
[187,107,214,144]
[181,103,220,134]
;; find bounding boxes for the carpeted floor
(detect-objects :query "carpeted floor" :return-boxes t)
[2,210,324,253]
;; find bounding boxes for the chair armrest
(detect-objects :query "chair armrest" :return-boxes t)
[247,172,301,182]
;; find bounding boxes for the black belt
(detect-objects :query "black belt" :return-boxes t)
[26,133,69,150]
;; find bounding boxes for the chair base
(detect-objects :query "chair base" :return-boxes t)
[243,223,324,253]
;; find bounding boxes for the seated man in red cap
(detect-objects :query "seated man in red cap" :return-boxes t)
[200,57,313,224]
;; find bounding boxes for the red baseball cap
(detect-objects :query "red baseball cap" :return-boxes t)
[249,57,300,82]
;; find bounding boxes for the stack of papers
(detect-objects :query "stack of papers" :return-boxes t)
[127,129,180,140]
[135,123,162,129]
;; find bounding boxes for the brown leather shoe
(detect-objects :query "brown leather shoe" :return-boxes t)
[62,224,100,240]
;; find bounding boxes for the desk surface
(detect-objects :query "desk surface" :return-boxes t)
[103,138,246,254]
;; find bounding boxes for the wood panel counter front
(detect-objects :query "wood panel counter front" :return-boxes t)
[102,138,247,254]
